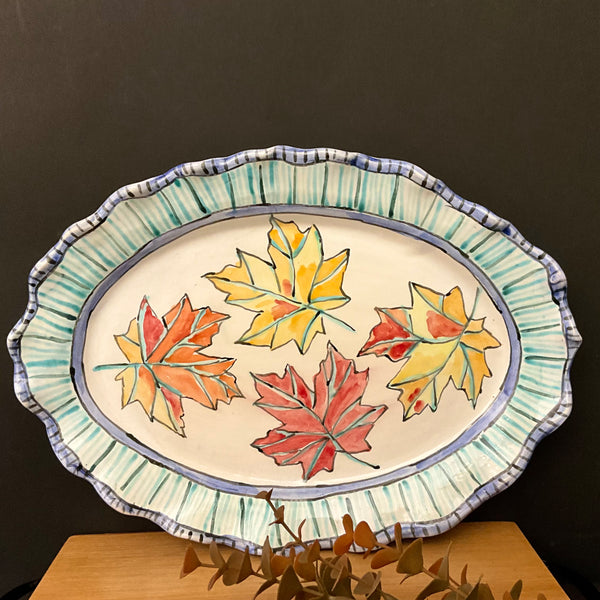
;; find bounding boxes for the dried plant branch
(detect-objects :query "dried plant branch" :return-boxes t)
[180,490,535,600]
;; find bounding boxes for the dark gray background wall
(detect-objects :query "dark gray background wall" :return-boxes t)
[1,1,598,595]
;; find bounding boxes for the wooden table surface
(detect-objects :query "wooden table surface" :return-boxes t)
[30,522,567,599]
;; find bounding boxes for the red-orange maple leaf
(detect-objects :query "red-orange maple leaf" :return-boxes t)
[251,344,387,480]
[97,295,242,435]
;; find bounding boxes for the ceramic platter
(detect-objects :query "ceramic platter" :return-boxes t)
[9,147,580,551]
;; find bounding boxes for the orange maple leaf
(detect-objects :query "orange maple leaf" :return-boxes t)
[96,295,241,435]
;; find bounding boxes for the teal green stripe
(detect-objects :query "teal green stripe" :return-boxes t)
[307,501,322,537]
[148,473,170,504]
[156,191,183,227]
[443,215,464,240]
[38,292,82,313]
[144,197,173,232]
[388,174,400,218]
[94,225,130,260]
[357,170,368,211]
[224,173,236,209]
[105,214,140,252]
[55,264,95,289]
[335,167,344,208]
[352,171,363,209]
[166,183,194,222]
[321,498,337,537]
[469,230,496,253]
[26,358,70,368]
[121,460,149,491]
[38,303,76,321]
[178,178,209,214]
[320,162,329,206]
[417,473,443,516]
[176,481,194,521]
[34,314,74,334]
[398,481,415,521]
[69,244,109,274]
[88,440,117,473]
[419,194,438,229]
[122,203,160,238]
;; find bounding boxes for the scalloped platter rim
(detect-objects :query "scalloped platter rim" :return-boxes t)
[8,146,581,552]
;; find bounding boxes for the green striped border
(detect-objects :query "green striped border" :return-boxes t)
[8,146,581,551]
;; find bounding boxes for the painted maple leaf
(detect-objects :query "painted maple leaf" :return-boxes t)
[359,283,500,419]
[95,295,241,435]
[204,217,352,354]
[251,344,387,480]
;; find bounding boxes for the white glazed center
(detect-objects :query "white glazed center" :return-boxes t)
[83,213,511,487]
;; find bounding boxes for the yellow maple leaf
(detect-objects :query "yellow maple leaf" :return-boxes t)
[359,283,501,419]
[204,217,351,353]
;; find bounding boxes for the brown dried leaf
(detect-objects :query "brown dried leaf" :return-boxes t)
[509,580,523,600]
[396,539,423,575]
[307,540,321,562]
[256,489,273,501]
[332,554,351,589]
[537,595,547,600]
[270,505,286,525]
[368,588,382,600]
[475,583,494,600]
[208,565,226,591]
[433,546,451,582]
[333,532,354,556]
[278,565,303,600]
[414,577,450,600]
[254,579,277,599]
[180,545,201,578]
[465,584,480,600]
[319,556,354,597]
[354,521,378,550]
[343,514,354,534]
[466,583,495,600]
[223,547,254,586]
[209,540,226,568]
[448,589,473,600]
[429,558,443,575]
[354,571,382,597]
[294,544,318,581]
[261,537,274,579]
[382,593,401,600]
[271,548,297,578]
[370,547,400,569]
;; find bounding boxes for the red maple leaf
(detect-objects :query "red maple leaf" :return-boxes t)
[251,344,387,480]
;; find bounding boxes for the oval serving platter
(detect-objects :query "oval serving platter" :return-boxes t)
[8,146,580,551]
